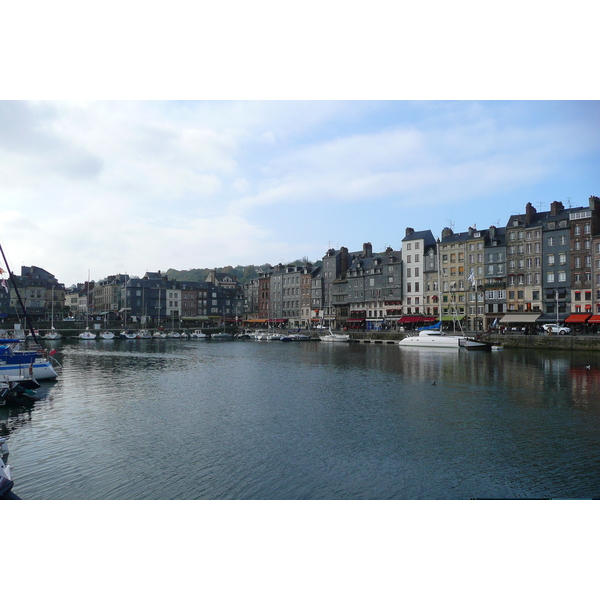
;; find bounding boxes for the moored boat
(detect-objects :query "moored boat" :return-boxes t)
[43,328,62,340]
[120,329,137,339]
[0,338,58,380]
[281,334,311,341]
[399,329,490,350]
[319,328,350,342]
[99,330,115,339]
[211,331,234,340]
[137,330,152,339]
[190,330,207,339]
[78,329,97,340]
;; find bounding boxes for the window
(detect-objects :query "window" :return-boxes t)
[547,272,555,283]
[559,253,566,265]
[548,254,555,266]
[548,238,554,246]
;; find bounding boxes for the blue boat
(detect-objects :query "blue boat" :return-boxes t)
[0,339,58,381]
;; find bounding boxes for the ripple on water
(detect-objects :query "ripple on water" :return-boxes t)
[4,341,600,499]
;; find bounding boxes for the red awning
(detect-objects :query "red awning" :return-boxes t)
[564,314,591,323]
[587,315,600,323]
[398,316,437,324]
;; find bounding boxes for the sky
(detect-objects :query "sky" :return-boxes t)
[0,100,598,286]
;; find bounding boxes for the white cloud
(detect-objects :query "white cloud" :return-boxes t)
[0,100,598,285]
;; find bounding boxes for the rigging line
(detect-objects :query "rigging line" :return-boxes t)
[0,243,42,347]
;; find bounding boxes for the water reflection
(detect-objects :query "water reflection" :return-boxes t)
[5,339,600,499]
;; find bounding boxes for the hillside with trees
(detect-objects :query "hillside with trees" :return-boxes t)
[165,259,320,286]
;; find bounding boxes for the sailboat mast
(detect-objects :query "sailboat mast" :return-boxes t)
[0,243,40,343]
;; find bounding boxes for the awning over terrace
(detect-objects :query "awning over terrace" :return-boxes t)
[564,314,592,323]
[499,314,540,324]
[398,316,438,324]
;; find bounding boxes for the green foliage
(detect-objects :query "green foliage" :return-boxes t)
[165,259,321,285]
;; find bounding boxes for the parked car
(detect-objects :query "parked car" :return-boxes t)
[542,324,571,335]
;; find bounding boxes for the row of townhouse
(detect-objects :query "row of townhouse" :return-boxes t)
[0,266,66,323]
[84,270,244,326]
[4,195,599,332]
[244,196,600,332]
[243,243,404,330]
[404,196,600,331]
[2,267,244,328]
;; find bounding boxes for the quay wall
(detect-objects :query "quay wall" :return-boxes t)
[346,330,600,351]
[480,333,600,351]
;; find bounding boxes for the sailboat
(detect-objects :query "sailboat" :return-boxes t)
[43,285,62,340]
[166,307,180,337]
[153,287,166,338]
[319,285,349,342]
[0,243,59,381]
[119,277,137,338]
[78,274,97,340]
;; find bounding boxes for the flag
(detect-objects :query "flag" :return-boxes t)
[0,279,7,293]
[467,271,475,286]
[0,267,5,274]
[49,349,57,356]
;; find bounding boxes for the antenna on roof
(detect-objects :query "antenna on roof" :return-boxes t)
[536,202,543,211]
[567,197,572,208]
[446,220,455,229]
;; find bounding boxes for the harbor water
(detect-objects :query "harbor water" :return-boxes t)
[2,338,600,499]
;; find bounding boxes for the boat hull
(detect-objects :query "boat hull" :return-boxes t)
[320,335,350,342]
[0,360,58,380]
[399,336,461,348]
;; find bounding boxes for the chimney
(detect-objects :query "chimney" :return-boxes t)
[405,227,414,237]
[489,225,496,240]
[590,196,600,210]
[550,201,564,216]
[363,242,372,258]
[525,202,536,225]
[441,227,453,239]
